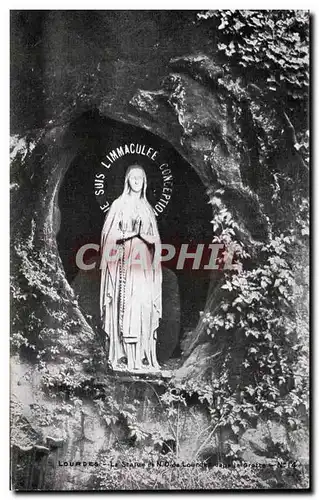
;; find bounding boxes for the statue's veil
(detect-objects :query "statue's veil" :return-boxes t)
[100,164,162,328]
[115,164,158,231]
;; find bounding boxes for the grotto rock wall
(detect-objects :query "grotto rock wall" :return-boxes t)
[10,11,308,490]
[11,10,305,367]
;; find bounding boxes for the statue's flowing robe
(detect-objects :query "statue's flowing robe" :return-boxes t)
[100,197,162,368]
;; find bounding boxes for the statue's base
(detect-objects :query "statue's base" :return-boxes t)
[106,366,173,383]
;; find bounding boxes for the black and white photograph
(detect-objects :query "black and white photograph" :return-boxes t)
[9,9,310,491]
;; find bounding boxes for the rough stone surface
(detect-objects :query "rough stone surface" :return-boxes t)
[174,343,218,383]
[10,11,308,490]
[11,357,213,490]
[240,419,309,466]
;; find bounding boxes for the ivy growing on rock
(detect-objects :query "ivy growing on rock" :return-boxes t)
[10,10,310,490]
[177,187,309,473]
[197,10,309,108]
[197,10,309,213]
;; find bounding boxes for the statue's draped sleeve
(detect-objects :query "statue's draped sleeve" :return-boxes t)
[148,214,162,336]
[99,199,122,328]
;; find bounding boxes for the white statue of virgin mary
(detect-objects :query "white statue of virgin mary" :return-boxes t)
[100,164,162,372]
